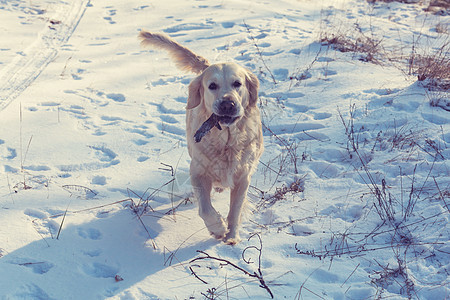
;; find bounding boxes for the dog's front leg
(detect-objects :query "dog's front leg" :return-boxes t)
[225,176,250,245]
[191,174,228,239]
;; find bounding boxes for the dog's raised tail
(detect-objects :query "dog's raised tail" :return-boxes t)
[138,31,210,74]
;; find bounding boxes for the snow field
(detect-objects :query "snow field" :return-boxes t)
[0,0,448,299]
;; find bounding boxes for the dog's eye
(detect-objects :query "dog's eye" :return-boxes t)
[232,81,242,88]
[208,82,218,90]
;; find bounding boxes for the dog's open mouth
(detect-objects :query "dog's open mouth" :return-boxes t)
[194,114,239,143]
[217,115,239,125]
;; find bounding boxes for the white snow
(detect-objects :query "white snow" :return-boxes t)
[0,0,448,299]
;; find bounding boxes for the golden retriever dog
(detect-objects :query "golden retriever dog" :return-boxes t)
[138,31,263,244]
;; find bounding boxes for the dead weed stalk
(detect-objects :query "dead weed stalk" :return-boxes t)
[243,21,277,84]
[190,233,274,298]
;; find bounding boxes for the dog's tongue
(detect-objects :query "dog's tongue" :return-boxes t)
[194,114,222,143]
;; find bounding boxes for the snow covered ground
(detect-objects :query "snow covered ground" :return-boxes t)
[0,0,448,299]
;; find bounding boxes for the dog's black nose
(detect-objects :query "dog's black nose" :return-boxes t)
[219,100,236,116]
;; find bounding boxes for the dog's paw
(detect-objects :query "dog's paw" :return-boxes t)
[209,225,228,240]
[211,230,227,240]
[223,232,241,245]
[204,214,228,240]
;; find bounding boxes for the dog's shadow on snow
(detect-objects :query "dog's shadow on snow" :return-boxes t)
[1,201,218,299]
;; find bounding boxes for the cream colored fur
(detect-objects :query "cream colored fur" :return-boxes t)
[139,31,263,244]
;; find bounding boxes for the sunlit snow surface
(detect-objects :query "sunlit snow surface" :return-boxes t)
[0,0,448,299]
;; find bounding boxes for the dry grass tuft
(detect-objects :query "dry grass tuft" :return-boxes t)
[427,90,450,111]
[435,22,449,34]
[367,0,450,15]
[425,0,450,15]
[410,47,450,91]
[319,26,385,64]
[256,177,305,210]
[319,8,450,92]
[367,0,421,3]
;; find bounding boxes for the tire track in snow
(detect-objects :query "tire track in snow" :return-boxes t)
[0,0,90,111]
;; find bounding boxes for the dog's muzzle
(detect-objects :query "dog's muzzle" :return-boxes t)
[217,98,239,125]
[219,100,236,116]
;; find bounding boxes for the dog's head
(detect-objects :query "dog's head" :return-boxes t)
[187,62,259,126]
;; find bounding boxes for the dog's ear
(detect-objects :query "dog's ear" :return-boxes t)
[245,70,259,107]
[187,74,203,109]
